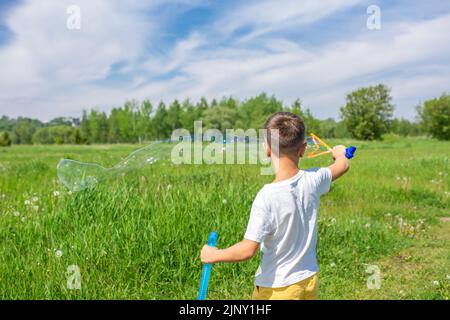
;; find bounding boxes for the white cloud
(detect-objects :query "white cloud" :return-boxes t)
[218,0,363,42]
[0,0,449,120]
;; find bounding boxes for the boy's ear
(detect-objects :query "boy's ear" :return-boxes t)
[298,141,307,158]
[264,142,271,158]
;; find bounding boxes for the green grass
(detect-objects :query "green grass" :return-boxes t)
[0,138,449,299]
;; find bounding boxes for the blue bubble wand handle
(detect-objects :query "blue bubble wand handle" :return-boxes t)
[197,231,218,300]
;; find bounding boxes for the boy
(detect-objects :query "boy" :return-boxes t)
[200,112,350,300]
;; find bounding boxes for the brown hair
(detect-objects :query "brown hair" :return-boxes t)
[264,112,306,155]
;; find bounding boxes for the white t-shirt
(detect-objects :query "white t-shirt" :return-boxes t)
[244,167,332,288]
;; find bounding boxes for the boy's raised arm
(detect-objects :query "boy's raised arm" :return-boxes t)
[328,145,350,181]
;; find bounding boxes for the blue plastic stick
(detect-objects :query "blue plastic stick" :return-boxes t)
[345,146,357,159]
[197,231,218,300]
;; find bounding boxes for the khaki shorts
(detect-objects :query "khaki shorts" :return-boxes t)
[252,274,318,300]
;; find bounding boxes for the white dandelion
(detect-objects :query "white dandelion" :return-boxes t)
[222,198,228,205]
[32,196,39,202]
[53,191,60,197]
[55,250,63,258]
[24,200,31,206]
[13,211,20,217]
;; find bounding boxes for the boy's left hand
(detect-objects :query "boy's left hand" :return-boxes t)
[200,245,218,264]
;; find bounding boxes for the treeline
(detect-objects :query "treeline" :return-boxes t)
[0,87,449,146]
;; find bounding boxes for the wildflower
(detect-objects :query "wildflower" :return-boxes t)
[21,217,26,223]
[53,191,60,197]
[55,250,63,258]
[68,191,73,195]
[433,280,439,286]
[365,223,371,228]
[24,200,31,206]
[13,211,20,217]
[222,198,228,205]
[446,275,450,280]
[330,262,336,268]
[330,218,336,224]
[32,196,39,202]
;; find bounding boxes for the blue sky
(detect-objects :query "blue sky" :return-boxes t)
[0,0,449,121]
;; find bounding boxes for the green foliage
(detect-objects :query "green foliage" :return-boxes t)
[0,131,12,147]
[3,90,450,145]
[11,117,43,144]
[391,118,422,136]
[33,125,75,144]
[417,93,450,140]
[340,84,395,140]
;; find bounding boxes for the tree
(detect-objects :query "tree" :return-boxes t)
[33,125,74,144]
[390,118,422,137]
[71,128,86,144]
[166,99,183,132]
[0,131,12,147]
[153,102,171,139]
[12,118,42,144]
[80,110,90,143]
[136,100,153,142]
[417,93,450,140]
[89,110,108,143]
[203,103,238,132]
[340,84,394,140]
[239,93,283,129]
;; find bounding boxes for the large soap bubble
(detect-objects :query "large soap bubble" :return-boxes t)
[57,142,173,192]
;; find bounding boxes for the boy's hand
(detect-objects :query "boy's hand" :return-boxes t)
[200,245,218,264]
[331,145,347,160]
[329,145,350,181]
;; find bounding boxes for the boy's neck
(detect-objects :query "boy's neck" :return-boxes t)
[273,155,300,183]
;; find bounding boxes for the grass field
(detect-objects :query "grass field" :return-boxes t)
[0,138,449,299]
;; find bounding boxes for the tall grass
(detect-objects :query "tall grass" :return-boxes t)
[0,138,448,299]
